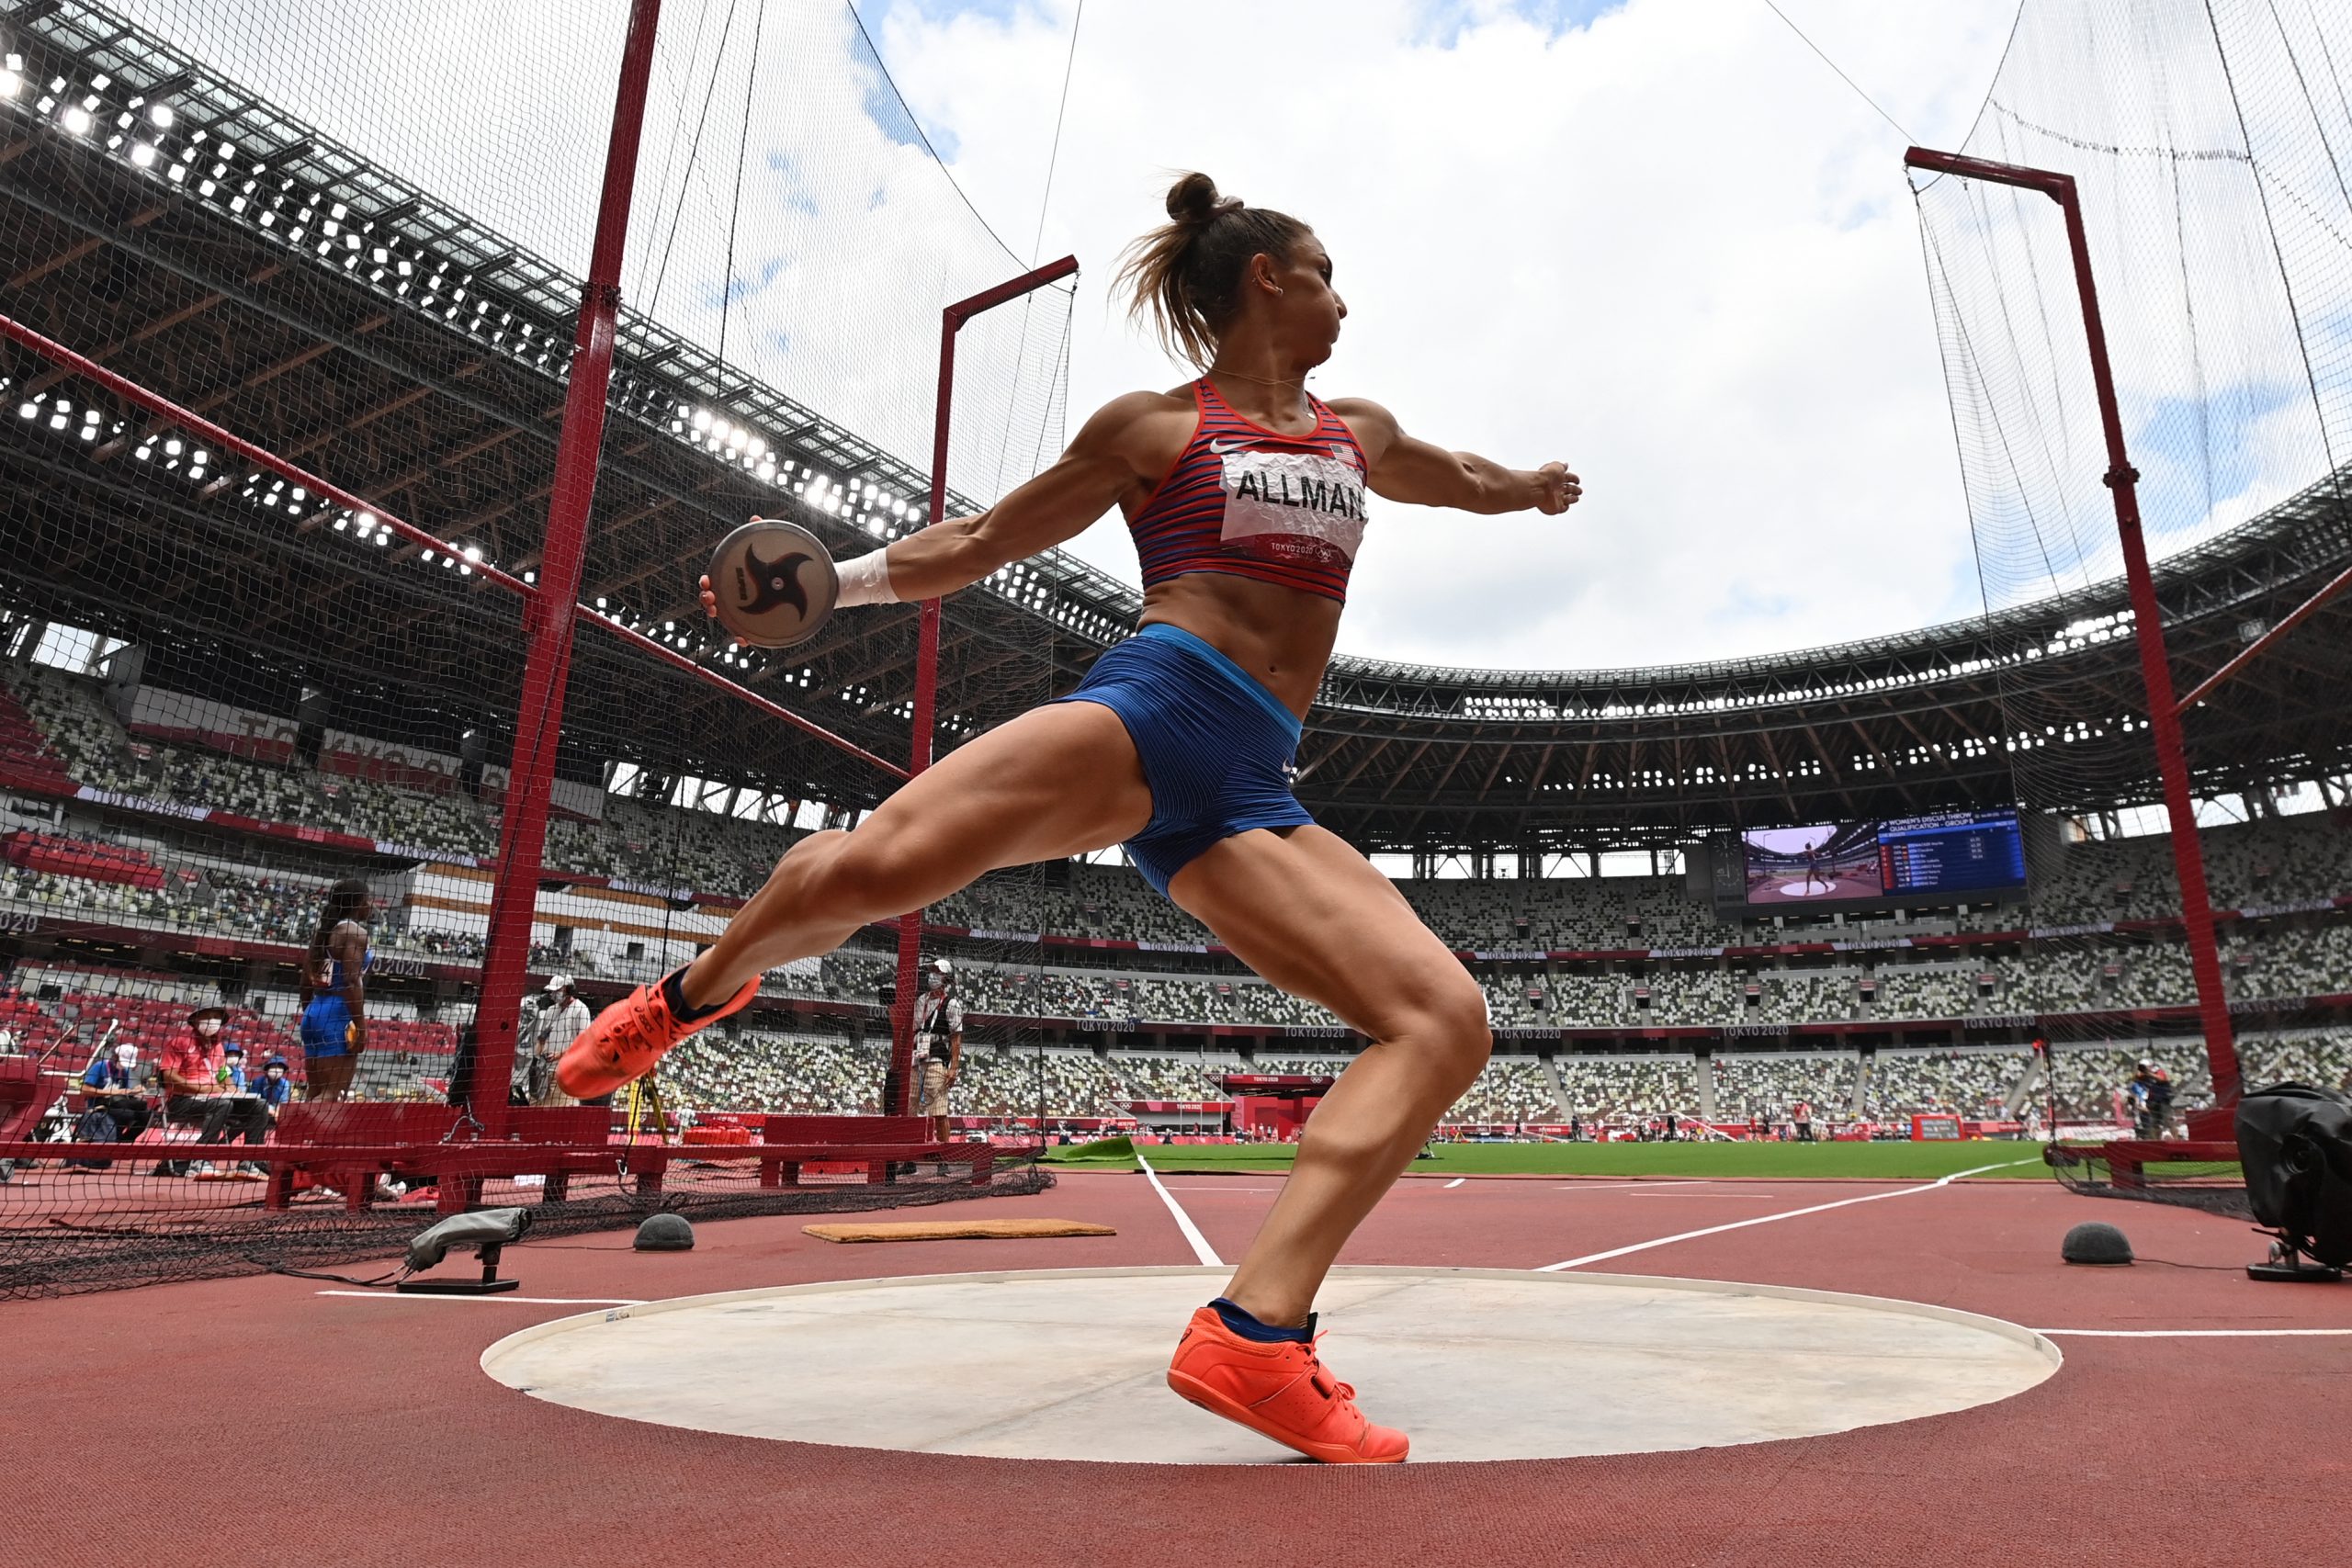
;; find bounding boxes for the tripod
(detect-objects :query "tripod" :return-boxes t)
[622,1068,671,1144]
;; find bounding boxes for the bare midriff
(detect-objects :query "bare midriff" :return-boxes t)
[1136,572,1340,720]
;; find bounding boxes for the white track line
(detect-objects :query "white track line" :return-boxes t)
[314,1290,646,1305]
[1534,1158,2039,1272]
[1445,1178,1466,1189]
[1136,1153,1222,1267]
[2034,1327,2352,1337]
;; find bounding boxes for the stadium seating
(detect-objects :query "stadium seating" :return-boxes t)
[4,659,2346,1132]
[1861,1047,2034,1121]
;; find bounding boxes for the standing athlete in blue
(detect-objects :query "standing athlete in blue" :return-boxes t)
[299,877,372,1102]
[563,174,1581,1461]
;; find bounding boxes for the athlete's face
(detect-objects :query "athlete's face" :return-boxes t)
[1264,239,1345,358]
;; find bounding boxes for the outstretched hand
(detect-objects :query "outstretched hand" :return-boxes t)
[695,573,744,648]
[1532,462,1582,515]
[697,512,752,649]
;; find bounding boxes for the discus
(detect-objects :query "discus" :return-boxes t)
[707,518,839,649]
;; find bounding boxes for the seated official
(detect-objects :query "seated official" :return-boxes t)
[79,1042,154,1142]
[156,1006,270,1179]
[253,1055,295,1120]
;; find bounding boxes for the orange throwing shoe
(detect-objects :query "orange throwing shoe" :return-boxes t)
[1165,1304,1408,1463]
[555,968,756,1100]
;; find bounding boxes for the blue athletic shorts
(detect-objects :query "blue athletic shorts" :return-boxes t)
[300,998,356,1058]
[1055,621,1315,897]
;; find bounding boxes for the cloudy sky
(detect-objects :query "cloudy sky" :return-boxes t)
[850,0,2028,670]
[107,1,2352,672]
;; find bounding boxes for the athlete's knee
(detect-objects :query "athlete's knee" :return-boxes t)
[1389,975,1492,1089]
[792,822,934,922]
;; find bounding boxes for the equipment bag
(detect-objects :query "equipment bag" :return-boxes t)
[2236,1083,2352,1269]
[66,1105,120,1170]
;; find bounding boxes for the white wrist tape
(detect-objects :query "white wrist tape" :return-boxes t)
[835,548,899,607]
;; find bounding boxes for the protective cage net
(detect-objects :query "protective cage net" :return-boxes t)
[0,0,1080,1297]
[2044,1139,2253,1217]
[1910,0,2352,1182]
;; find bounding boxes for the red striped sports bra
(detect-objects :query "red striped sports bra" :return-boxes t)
[1127,378,1371,603]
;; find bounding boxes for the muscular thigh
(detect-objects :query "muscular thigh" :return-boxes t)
[851,699,1154,883]
[1168,825,1469,1038]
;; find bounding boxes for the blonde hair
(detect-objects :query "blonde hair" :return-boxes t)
[1114,173,1312,368]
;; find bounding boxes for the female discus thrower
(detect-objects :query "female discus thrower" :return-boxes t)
[561,173,1581,1462]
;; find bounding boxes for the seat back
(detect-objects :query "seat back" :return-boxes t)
[0,1055,64,1142]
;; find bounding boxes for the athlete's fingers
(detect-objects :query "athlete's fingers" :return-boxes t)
[695,574,745,647]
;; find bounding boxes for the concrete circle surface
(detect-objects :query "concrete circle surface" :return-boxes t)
[481,1265,2060,1464]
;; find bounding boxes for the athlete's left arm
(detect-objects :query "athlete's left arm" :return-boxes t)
[1327,398,1580,516]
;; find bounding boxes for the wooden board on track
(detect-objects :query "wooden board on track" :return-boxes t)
[802,1217,1116,1245]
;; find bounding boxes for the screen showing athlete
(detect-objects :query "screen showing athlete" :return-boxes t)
[560,172,1580,1463]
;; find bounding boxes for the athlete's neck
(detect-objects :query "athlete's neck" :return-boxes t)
[1204,347,1317,433]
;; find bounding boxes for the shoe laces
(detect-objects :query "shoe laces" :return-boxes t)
[596,987,670,1063]
[1304,1331,1355,1404]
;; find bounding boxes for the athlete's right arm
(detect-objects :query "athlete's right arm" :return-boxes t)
[874,391,1169,599]
[703,392,1170,628]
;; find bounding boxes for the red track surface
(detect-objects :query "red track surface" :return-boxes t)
[6,1170,2346,1567]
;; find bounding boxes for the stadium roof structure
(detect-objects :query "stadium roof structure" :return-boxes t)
[3,1,2348,855]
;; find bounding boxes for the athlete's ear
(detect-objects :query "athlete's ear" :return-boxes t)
[1250,252,1284,299]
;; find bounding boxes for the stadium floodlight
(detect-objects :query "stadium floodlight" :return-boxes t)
[60,104,91,135]
[148,102,173,128]
[0,69,21,99]
[128,141,155,168]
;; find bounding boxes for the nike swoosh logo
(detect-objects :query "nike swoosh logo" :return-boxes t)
[1209,438,1245,455]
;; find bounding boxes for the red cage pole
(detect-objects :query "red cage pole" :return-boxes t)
[472,0,664,1135]
[1906,147,2242,1120]
[888,255,1080,1116]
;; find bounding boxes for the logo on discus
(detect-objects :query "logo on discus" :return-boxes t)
[734,542,814,616]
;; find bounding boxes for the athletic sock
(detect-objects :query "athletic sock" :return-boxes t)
[661,967,729,1023]
[1209,1296,1314,1344]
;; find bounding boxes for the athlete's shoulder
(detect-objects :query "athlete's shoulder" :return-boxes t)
[1317,396,1399,460]
[1064,387,1203,489]
[1318,394,1396,431]
[1091,386,1196,423]
[1068,387,1195,450]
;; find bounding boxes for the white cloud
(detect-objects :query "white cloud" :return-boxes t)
[128,1,2336,676]
[869,0,2022,669]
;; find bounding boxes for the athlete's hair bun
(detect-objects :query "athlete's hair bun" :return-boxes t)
[1166,172,1240,226]
[1121,175,1309,368]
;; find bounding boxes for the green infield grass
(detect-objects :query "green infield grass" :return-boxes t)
[1040,1136,2054,1180]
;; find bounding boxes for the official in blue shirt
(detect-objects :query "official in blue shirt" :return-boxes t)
[79,1043,153,1141]
[254,1056,295,1119]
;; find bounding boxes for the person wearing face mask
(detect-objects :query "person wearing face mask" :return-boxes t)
[156,1005,269,1179]
[253,1055,295,1121]
[530,976,592,1108]
[77,1040,153,1145]
[913,958,964,1145]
